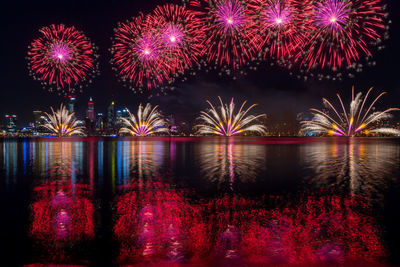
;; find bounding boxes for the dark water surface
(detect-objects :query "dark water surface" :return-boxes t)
[1,137,399,266]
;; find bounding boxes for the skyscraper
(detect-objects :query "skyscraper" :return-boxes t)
[96,113,104,134]
[87,97,95,122]
[67,96,76,114]
[5,115,17,133]
[107,101,115,133]
[33,110,45,132]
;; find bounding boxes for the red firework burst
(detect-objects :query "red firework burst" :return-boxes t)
[27,24,98,94]
[111,14,173,90]
[188,0,258,69]
[247,0,314,61]
[298,0,388,74]
[146,4,206,76]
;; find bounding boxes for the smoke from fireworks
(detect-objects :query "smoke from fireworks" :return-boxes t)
[42,104,85,136]
[27,24,98,94]
[196,96,267,136]
[298,0,388,78]
[119,103,168,136]
[301,87,400,136]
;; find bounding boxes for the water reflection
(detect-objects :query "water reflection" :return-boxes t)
[114,181,206,264]
[197,139,266,188]
[113,188,386,265]
[30,183,94,263]
[26,141,94,264]
[42,141,83,181]
[0,138,397,265]
[301,139,400,202]
[108,140,167,187]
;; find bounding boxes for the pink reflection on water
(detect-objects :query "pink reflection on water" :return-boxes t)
[114,190,386,266]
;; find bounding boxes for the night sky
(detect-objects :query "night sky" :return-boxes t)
[1,0,399,126]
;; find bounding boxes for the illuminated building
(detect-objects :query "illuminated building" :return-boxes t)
[87,97,95,122]
[96,113,104,134]
[5,115,17,133]
[67,96,76,114]
[116,108,129,128]
[107,100,116,133]
[33,110,46,133]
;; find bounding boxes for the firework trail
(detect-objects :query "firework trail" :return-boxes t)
[27,24,98,94]
[301,87,400,136]
[119,103,168,136]
[196,96,267,136]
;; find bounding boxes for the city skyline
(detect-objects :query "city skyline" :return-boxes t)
[0,0,399,127]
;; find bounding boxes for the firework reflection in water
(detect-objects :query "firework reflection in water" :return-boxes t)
[113,180,385,265]
[197,139,267,188]
[113,180,207,264]
[301,139,400,204]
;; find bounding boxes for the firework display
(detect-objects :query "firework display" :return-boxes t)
[27,24,98,94]
[196,96,267,136]
[42,104,85,136]
[301,87,400,136]
[298,0,388,78]
[27,1,390,92]
[119,103,168,136]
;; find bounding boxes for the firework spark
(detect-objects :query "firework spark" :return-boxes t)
[111,15,172,91]
[27,24,98,94]
[196,96,267,136]
[301,87,400,136]
[248,0,314,60]
[42,104,85,136]
[147,4,206,75]
[298,0,388,74]
[119,103,168,136]
[189,0,257,69]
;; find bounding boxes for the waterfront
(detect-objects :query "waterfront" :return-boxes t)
[1,137,399,266]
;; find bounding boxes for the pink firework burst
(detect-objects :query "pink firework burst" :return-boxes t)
[27,24,98,94]
[299,0,388,73]
[135,32,163,64]
[215,0,247,33]
[111,15,171,90]
[189,0,257,69]
[147,4,206,75]
[314,0,352,31]
[50,43,72,62]
[248,0,314,60]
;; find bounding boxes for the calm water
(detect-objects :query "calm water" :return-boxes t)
[0,137,399,266]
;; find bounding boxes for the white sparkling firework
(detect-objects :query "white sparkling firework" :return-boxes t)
[196,96,267,136]
[301,87,400,136]
[119,103,169,136]
[42,104,85,136]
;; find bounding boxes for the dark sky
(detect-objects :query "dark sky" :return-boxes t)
[1,0,399,126]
